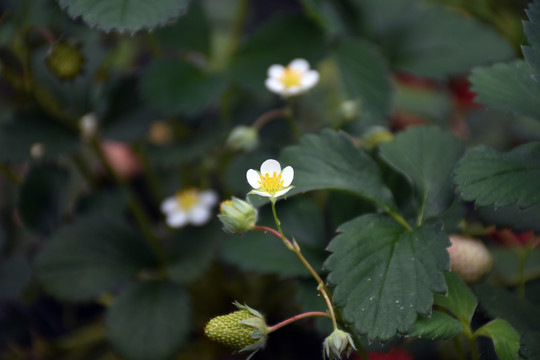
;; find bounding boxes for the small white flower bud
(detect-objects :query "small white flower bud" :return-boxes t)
[226,126,259,152]
[218,197,258,233]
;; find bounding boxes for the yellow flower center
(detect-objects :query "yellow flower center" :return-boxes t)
[176,188,199,210]
[258,172,284,194]
[280,67,302,88]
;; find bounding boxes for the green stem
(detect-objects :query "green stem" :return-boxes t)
[517,244,533,297]
[285,98,301,140]
[252,108,289,131]
[0,164,22,184]
[71,153,98,190]
[465,327,479,360]
[387,209,413,231]
[225,0,249,61]
[90,137,168,269]
[416,192,427,227]
[266,311,330,333]
[452,336,467,360]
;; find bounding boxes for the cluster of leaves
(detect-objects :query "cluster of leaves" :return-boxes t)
[0,0,539,359]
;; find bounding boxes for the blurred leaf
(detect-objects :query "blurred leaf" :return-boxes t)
[17,163,70,236]
[357,0,514,78]
[475,319,521,360]
[393,82,452,124]
[299,0,346,36]
[521,331,540,360]
[379,126,464,222]
[523,0,540,80]
[106,281,190,360]
[140,58,225,115]
[57,0,190,33]
[470,60,540,121]
[454,142,540,208]
[0,254,31,300]
[489,247,540,285]
[409,310,463,340]
[333,39,393,122]
[221,198,327,278]
[475,284,540,333]
[434,272,477,325]
[153,1,210,55]
[167,220,220,284]
[230,14,326,90]
[279,129,395,210]
[324,214,450,341]
[99,77,159,142]
[36,214,156,301]
[0,112,78,163]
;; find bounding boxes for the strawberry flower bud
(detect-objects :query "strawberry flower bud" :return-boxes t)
[226,126,259,152]
[205,302,268,359]
[322,329,357,360]
[218,197,258,234]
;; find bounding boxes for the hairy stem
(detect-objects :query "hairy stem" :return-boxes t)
[266,311,330,333]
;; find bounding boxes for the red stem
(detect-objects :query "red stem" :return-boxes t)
[267,311,330,333]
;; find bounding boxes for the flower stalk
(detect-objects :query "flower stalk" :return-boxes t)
[266,311,330,333]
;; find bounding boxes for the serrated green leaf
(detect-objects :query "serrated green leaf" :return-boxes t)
[229,14,325,90]
[357,0,513,78]
[324,214,450,341]
[478,202,540,233]
[334,39,393,122]
[221,198,326,278]
[521,331,540,360]
[0,112,78,163]
[379,126,464,222]
[523,1,540,80]
[140,58,225,115]
[17,163,70,236]
[57,0,190,33]
[167,221,220,284]
[475,319,521,360]
[454,142,540,208]
[106,281,190,360]
[409,310,463,340]
[470,60,540,121]
[475,284,540,333]
[279,129,395,210]
[434,272,477,325]
[36,214,156,301]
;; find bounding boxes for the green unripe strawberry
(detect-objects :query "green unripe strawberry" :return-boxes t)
[204,302,267,359]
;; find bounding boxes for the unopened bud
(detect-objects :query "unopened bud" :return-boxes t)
[363,126,394,149]
[30,142,45,159]
[448,235,492,283]
[79,113,98,139]
[46,41,85,80]
[339,100,361,121]
[322,329,357,360]
[226,126,259,152]
[218,197,257,234]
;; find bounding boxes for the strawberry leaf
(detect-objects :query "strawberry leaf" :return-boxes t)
[57,0,190,33]
[454,142,540,208]
[379,126,464,223]
[324,214,450,341]
[409,310,463,340]
[475,320,521,360]
[523,0,540,80]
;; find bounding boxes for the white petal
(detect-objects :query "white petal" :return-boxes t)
[251,190,273,197]
[274,187,293,197]
[289,58,309,73]
[167,211,188,228]
[160,197,178,214]
[199,190,218,206]
[283,86,303,96]
[281,166,294,187]
[265,78,285,94]
[247,169,261,189]
[268,64,284,78]
[301,70,319,89]
[260,159,281,176]
[188,206,212,226]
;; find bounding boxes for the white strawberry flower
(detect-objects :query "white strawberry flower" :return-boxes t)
[161,188,218,228]
[265,58,319,97]
[246,159,294,201]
